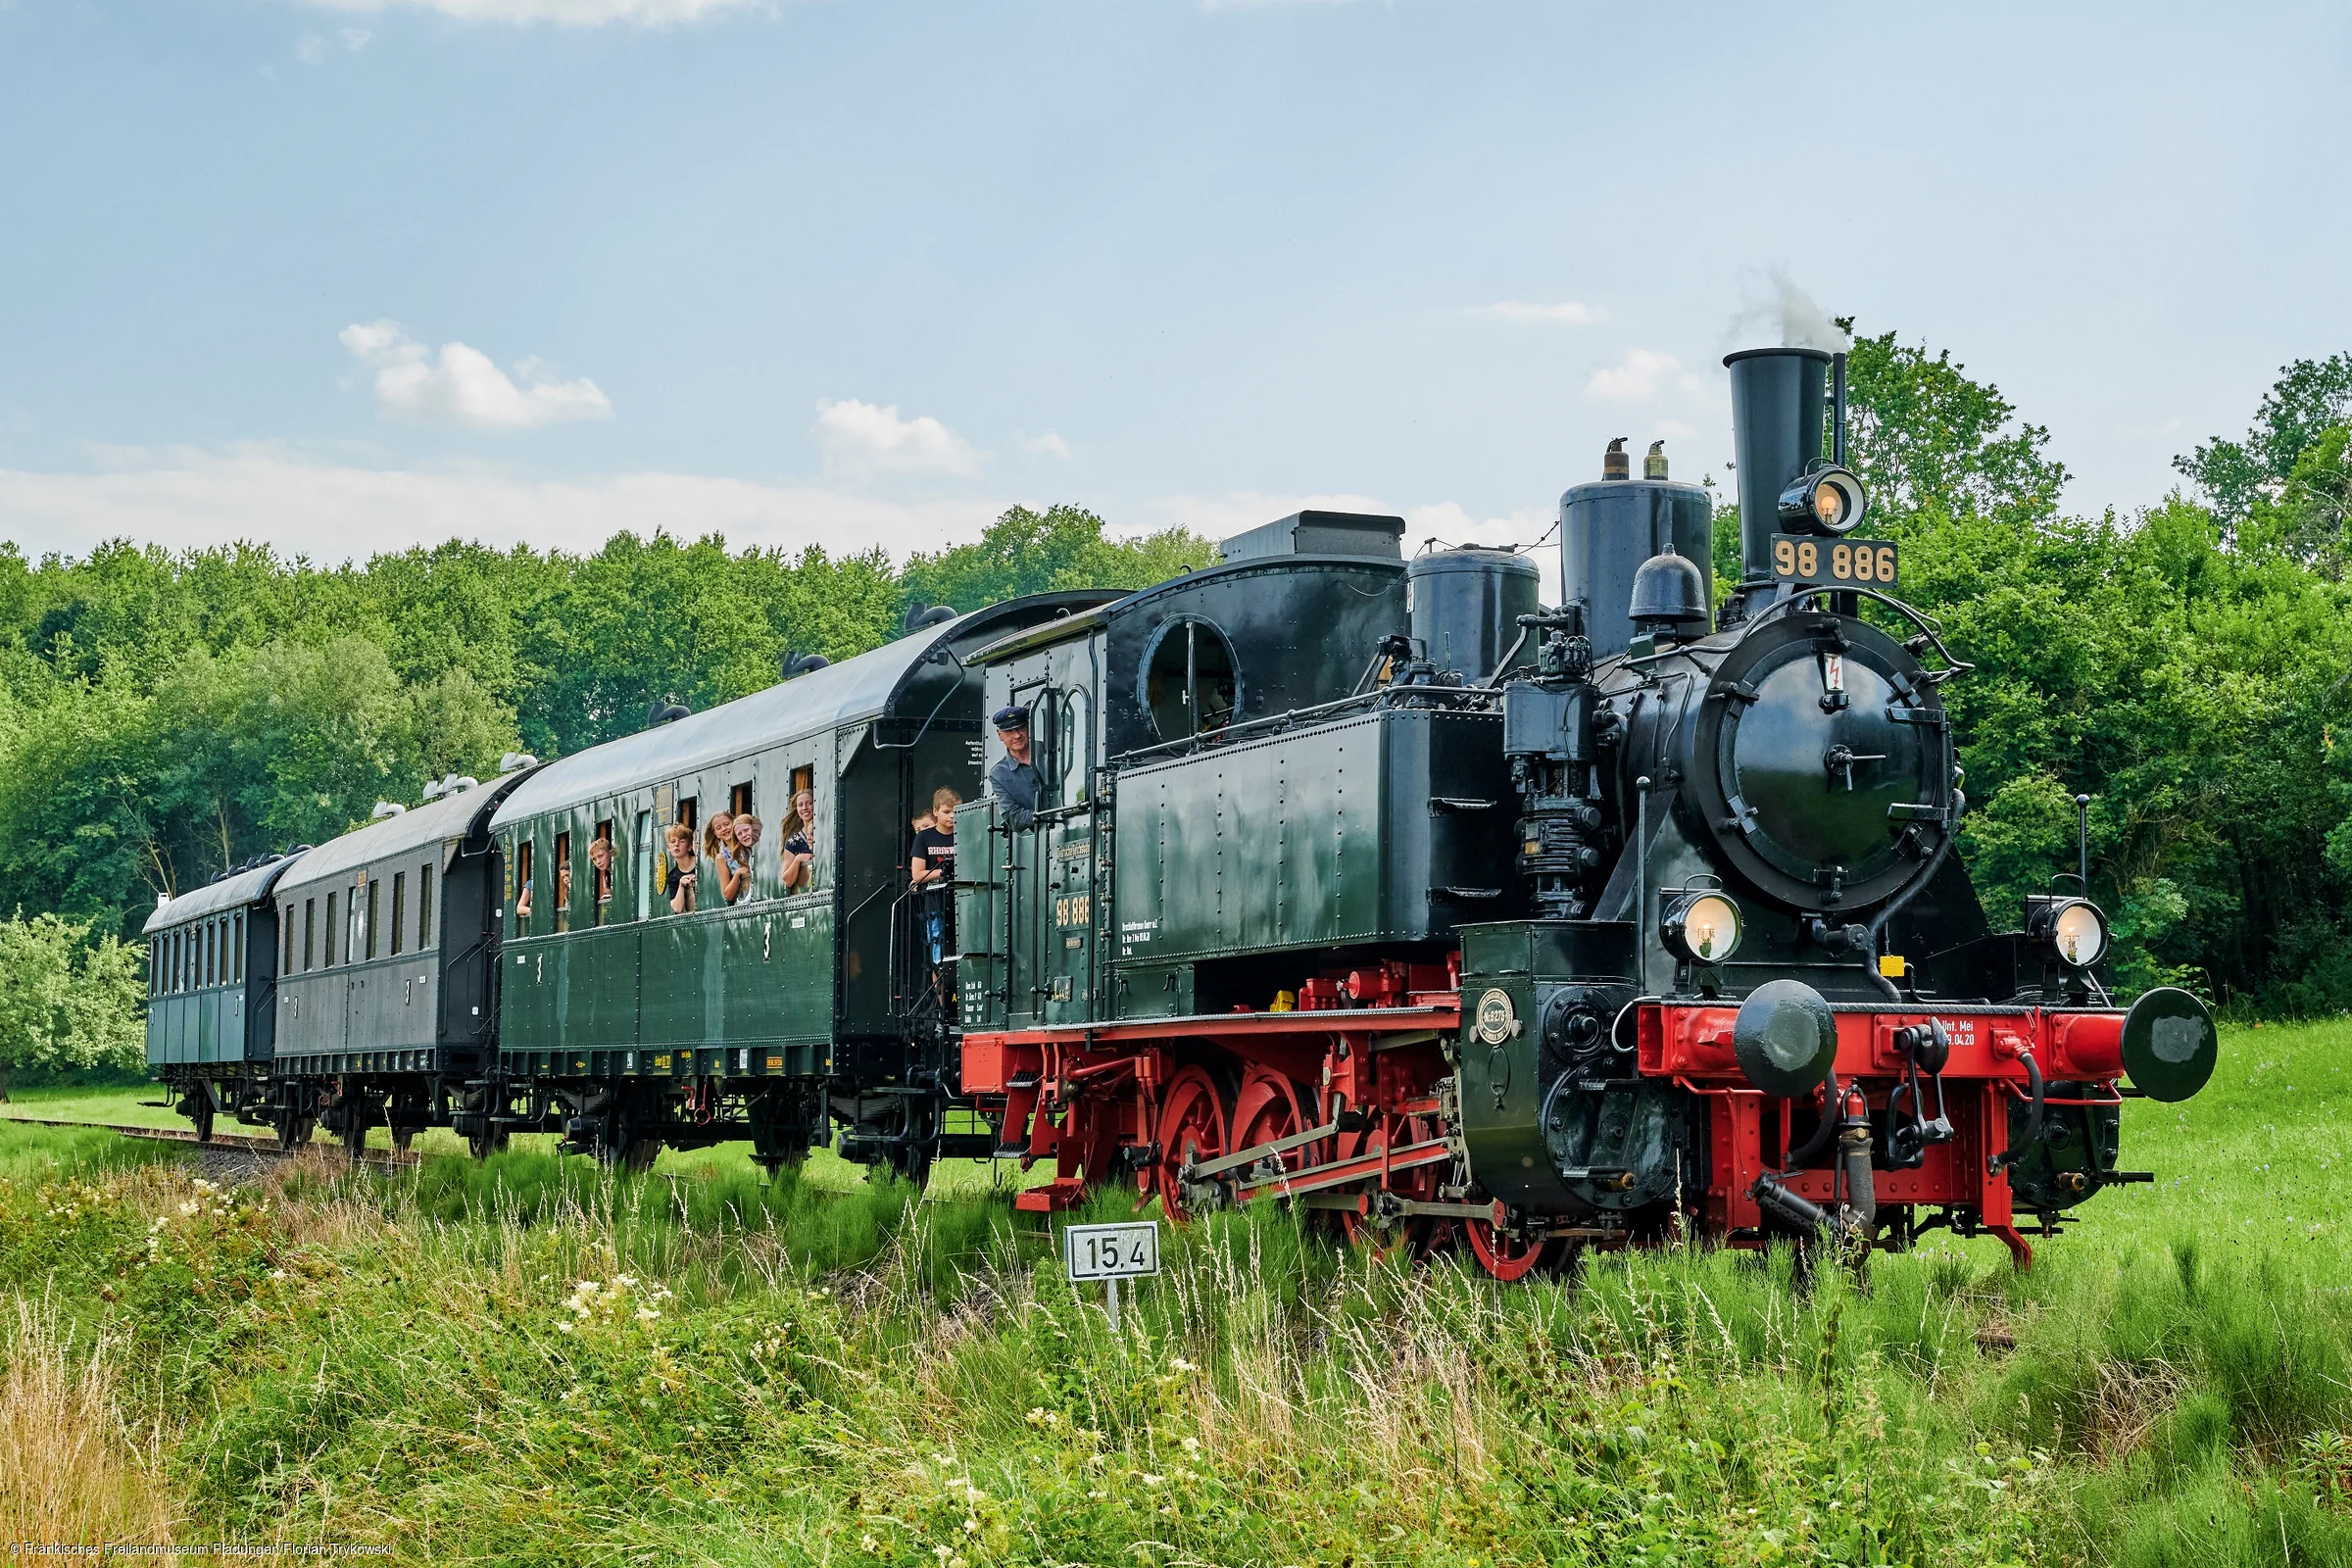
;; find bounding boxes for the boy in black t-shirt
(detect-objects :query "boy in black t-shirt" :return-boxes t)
[910,787,959,966]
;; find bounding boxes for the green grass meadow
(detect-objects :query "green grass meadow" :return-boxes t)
[2,1020,2350,1563]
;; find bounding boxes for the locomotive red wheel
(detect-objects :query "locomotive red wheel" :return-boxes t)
[1337,1113,1447,1258]
[1464,1218,1555,1282]
[1151,1066,1232,1222]
[1230,1068,1311,1188]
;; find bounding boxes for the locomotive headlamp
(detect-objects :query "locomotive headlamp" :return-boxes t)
[1777,466,1869,537]
[1662,892,1742,964]
[2027,896,2109,967]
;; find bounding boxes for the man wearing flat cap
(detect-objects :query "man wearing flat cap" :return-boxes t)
[988,705,1042,829]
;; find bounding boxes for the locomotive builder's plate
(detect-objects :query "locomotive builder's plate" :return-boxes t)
[1772,537,1897,589]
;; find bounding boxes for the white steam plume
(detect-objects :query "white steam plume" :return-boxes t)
[1729,270,1851,353]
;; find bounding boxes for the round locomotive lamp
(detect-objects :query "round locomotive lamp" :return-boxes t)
[1661,892,1742,963]
[2028,897,2110,967]
[1777,466,1869,536]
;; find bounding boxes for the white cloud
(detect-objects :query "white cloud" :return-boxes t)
[296,26,372,61]
[1469,301,1604,326]
[0,448,1005,564]
[812,398,984,478]
[340,320,612,430]
[298,0,759,26]
[1016,429,1073,461]
[1585,348,1701,403]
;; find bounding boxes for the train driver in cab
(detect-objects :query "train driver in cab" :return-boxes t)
[989,705,1042,828]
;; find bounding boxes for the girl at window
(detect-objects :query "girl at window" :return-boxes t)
[704,810,748,906]
[731,814,763,901]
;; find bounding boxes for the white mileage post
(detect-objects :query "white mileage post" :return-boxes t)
[1060,1220,1160,1332]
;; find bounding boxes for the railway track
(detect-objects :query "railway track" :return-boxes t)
[0,1113,420,1173]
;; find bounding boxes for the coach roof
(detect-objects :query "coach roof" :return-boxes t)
[142,854,305,935]
[272,777,526,901]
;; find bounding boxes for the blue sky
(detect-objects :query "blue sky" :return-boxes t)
[1,1,2346,584]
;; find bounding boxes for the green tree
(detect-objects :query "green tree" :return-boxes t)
[2176,354,2352,525]
[0,910,146,1098]
[899,506,1215,612]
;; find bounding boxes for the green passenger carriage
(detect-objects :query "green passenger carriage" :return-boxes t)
[144,854,302,1145]
[464,592,1110,1177]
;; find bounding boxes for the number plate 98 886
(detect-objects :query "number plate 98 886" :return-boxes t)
[1773,537,1897,588]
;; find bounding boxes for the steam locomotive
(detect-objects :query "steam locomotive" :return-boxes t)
[145,342,2218,1274]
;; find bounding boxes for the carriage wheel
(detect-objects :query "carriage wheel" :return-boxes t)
[1464,1217,1556,1282]
[276,1113,314,1152]
[468,1129,510,1160]
[1150,1067,1231,1222]
[1337,1113,1447,1259]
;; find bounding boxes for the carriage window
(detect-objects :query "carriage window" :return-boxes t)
[634,810,654,920]
[592,821,614,924]
[364,878,379,960]
[553,831,572,933]
[730,782,752,817]
[390,873,406,956]
[514,840,534,936]
[233,912,244,984]
[205,920,217,988]
[284,908,295,975]
[325,892,338,966]
[304,899,316,971]
[1143,617,1239,742]
[418,863,433,949]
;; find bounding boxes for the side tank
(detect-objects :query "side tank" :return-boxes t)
[1406,548,1540,682]
[1562,441,1713,661]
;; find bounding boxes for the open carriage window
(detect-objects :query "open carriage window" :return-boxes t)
[513,840,534,936]
[418,862,433,949]
[390,873,406,956]
[591,821,614,924]
[553,831,572,933]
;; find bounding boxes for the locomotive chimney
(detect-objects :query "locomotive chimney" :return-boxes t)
[1724,346,1831,608]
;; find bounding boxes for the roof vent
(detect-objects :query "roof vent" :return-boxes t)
[499,752,537,774]
[648,703,691,727]
[781,653,831,679]
[903,603,957,632]
[448,775,480,794]
[420,779,447,803]
[155,892,171,910]
[1218,510,1407,564]
[371,801,408,820]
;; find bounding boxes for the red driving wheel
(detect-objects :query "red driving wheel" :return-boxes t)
[1336,1113,1448,1258]
[1465,1216,1556,1281]
[1150,1066,1231,1222]
[1230,1068,1310,1191]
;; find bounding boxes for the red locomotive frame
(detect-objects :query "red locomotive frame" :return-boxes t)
[962,973,2134,1275]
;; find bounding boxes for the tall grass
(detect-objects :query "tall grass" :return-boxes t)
[0,1019,2348,1560]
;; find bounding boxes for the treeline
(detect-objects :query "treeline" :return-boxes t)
[0,329,2347,1018]
[0,512,1213,955]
